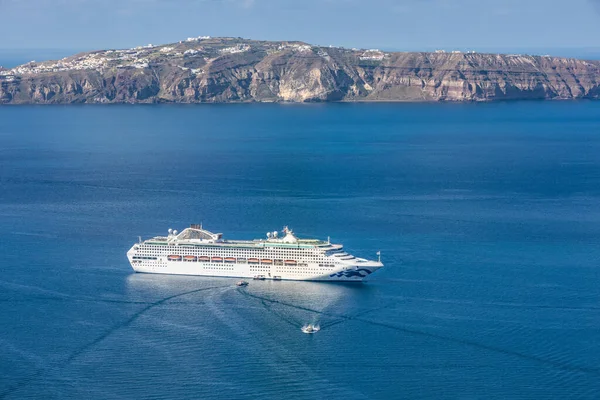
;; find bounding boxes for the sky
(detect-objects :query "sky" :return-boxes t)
[1,0,600,57]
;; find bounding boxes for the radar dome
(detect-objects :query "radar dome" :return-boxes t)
[273,231,278,238]
[168,228,173,234]
[173,230,178,235]
[267,232,271,238]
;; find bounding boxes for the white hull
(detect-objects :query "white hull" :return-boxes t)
[128,256,381,282]
[127,225,383,282]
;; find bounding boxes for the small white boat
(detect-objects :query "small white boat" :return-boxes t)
[301,324,320,334]
[236,280,249,287]
[253,275,266,280]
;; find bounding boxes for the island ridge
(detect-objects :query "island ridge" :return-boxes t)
[1,36,599,103]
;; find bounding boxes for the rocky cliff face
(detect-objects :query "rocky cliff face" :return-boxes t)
[1,37,600,104]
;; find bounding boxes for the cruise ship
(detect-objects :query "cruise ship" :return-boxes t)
[127,225,383,281]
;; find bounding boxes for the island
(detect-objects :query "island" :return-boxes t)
[1,36,599,104]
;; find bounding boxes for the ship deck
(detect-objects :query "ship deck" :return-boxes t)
[144,237,338,250]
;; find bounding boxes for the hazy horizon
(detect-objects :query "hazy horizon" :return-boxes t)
[1,0,599,53]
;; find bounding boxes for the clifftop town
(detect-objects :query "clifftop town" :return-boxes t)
[1,36,599,103]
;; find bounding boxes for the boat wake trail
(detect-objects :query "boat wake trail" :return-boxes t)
[319,305,390,330]
[238,288,386,330]
[65,285,229,363]
[259,298,302,328]
[239,289,329,316]
[237,290,600,377]
[235,288,304,327]
[0,285,229,400]
[232,288,369,399]
[357,318,600,377]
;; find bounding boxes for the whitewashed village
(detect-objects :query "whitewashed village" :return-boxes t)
[0,36,400,82]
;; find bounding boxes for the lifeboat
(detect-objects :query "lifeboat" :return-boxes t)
[248,258,259,264]
[168,255,182,261]
[198,256,210,262]
[237,258,247,263]
[274,259,283,266]
[224,257,236,263]
[212,256,223,262]
[284,260,297,265]
[261,259,273,264]
[183,255,197,262]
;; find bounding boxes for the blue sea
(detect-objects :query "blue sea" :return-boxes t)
[1,102,600,399]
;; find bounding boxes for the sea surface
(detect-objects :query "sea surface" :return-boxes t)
[1,102,599,399]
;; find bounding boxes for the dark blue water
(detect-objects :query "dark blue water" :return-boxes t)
[1,103,600,399]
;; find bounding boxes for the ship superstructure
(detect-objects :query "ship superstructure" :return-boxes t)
[127,225,383,281]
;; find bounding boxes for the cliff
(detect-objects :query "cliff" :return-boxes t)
[1,37,600,104]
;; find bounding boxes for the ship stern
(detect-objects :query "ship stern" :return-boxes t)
[126,244,139,272]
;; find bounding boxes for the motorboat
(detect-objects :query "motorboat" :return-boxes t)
[236,280,249,287]
[253,275,266,280]
[301,324,320,334]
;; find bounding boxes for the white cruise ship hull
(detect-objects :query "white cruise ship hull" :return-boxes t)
[128,252,382,282]
[126,225,384,282]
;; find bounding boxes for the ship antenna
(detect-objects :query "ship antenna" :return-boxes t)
[377,250,381,263]
[138,236,142,244]
[327,236,330,244]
